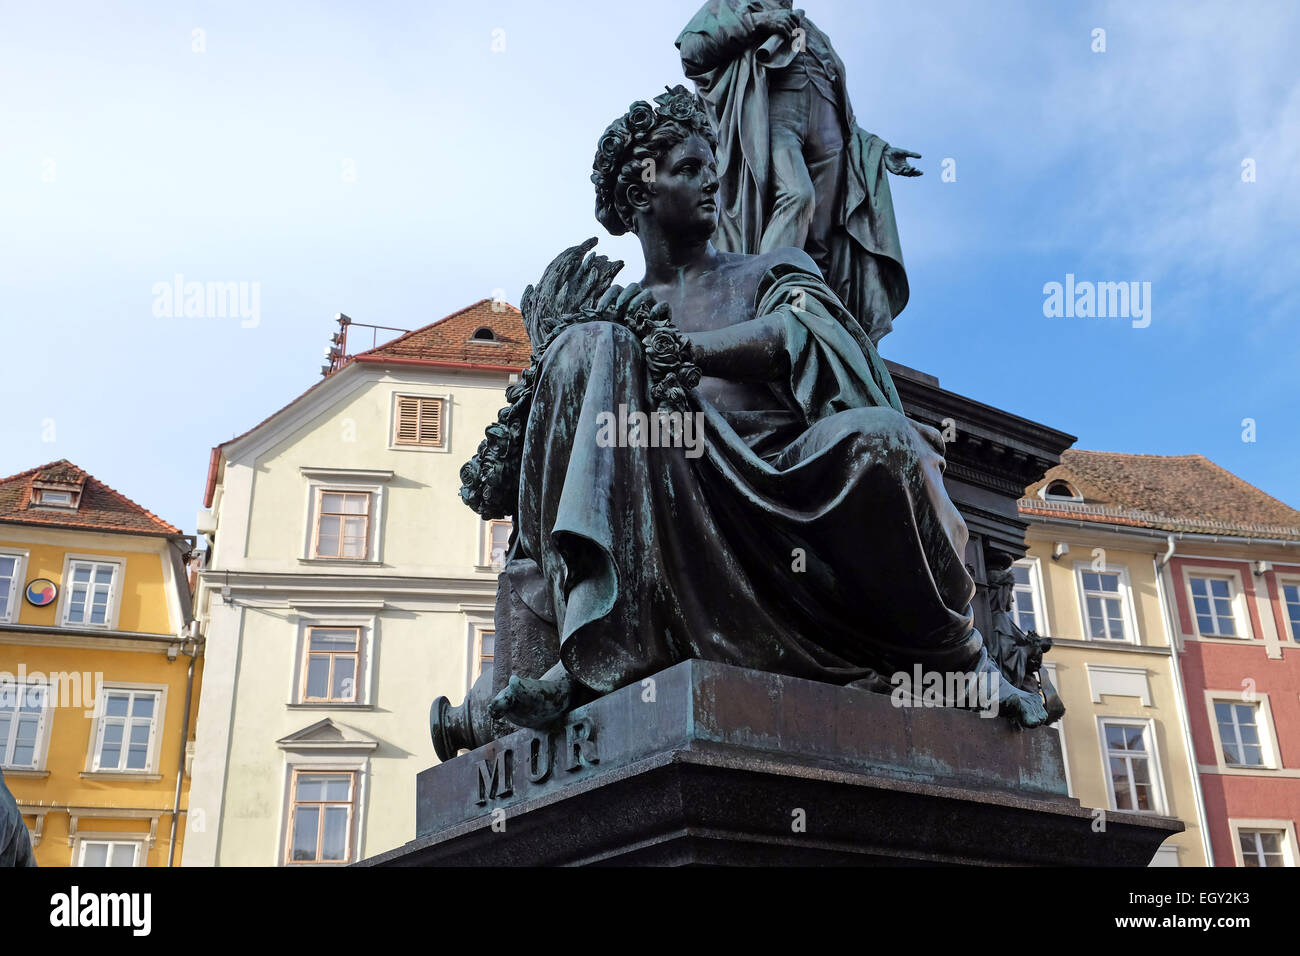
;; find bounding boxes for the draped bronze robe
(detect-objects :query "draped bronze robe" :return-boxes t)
[504,262,981,695]
[676,0,910,344]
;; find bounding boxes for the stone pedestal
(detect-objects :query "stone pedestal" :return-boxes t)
[362,660,1180,866]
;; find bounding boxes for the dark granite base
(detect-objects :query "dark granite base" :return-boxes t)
[362,660,1181,866]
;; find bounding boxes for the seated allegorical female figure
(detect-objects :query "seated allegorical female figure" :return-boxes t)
[435,86,1048,756]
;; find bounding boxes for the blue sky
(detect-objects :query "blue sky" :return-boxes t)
[2,0,1296,531]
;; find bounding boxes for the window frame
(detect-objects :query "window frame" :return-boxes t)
[1073,561,1140,645]
[75,836,147,868]
[1186,572,1248,639]
[1229,819,1298,867]
[0,678,53,771]
[388,391,452,454]
[57,553,125,631]
[475,627,495,685]
[1179,563,1253,642]
[1203,691,1283,774]
[481,519,512,571]
[298,469,391,565]
[0,547,29,625]
[84,682,167,776]
[298,625,365,705]
[1277,575,1300,642]
[1096,716,1168,815]
[1010,557,1047,635]
[283,768,359,866]
[311,489,372,561]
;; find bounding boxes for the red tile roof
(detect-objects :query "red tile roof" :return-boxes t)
[0,460,181,536]
[352,298,531,368]
[1020,450,1300,540]
[203,300,530,506]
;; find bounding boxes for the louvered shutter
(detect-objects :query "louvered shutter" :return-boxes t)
[395,397,421,444]
[418,399,442,446]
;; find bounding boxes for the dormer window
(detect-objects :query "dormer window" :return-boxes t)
[31,482,82,509]
[470,327,497,342]
[1040,479,1083,502]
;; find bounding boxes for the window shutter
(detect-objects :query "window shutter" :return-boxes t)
[418,399,442,446]
[395,397,421,444]
[395,396,443,446]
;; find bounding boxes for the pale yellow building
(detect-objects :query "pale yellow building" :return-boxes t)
[1019,452,1211,865]
[184,301,527,866]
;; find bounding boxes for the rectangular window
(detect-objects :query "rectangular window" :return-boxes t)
[1215,701,1264,767]
[1081,570,1127,640]
[64,560,118,627]
[1102,721,1157,812]
[1239,829,1286,867]
[77,840,140,867]
[1190,576,1237,637]
[485,520,511,570]
[0,553,20,622]
[1011,561,1039,633]
[477,629,495,684]
[1282,582,1300,641]
[313,491,371,559]
[393,396,444,447]
[0,681,49,769]
[287,771,355,864]
[92,689,160,772]
[302,628,361,703]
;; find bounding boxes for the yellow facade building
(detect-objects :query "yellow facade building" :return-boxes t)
[1018,451,1212,866]
[0,460,199,866]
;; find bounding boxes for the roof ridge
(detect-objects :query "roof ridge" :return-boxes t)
[1066,449,1204,461]
[355,298,523,358]
[0,460,181,536]
[0,459,80,487]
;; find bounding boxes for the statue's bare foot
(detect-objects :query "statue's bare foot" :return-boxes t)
[488,673,575,730]
[994,672,1049,729]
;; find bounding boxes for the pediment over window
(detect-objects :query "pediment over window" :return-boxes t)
[276,718,379,752]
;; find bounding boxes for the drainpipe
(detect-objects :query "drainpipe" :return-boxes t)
[1153,538,1216,866]
[167,620,201,867]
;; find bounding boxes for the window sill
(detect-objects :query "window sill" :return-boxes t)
[80,772,163,782]
[388,443,449,453]
[298,558,384,568]
[286,702,373,710]
[474,564,507,574]
[1,768,49,778]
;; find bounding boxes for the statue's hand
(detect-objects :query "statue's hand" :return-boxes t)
[884,146,923,177]
[596,281,669,327]
[751,8,801,40]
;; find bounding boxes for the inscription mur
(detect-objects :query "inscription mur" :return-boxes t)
[475,718,599,806]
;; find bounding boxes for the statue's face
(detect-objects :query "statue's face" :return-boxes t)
[642,132,719,241]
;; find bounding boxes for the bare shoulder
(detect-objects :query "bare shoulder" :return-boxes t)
[756,246,821,275]
[717,247,820,282]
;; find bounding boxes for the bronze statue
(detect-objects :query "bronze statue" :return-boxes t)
[436,87,1051,758]
[676,0,922,345]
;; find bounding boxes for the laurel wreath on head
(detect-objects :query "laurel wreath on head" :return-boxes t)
[458,237,700,520]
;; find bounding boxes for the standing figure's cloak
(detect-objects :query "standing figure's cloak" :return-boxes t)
[676,0,910,343]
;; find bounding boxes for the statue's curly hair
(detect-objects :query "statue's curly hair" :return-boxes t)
[591,85,717,236]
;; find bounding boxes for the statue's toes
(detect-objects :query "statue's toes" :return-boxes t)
[488,686,515,720]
